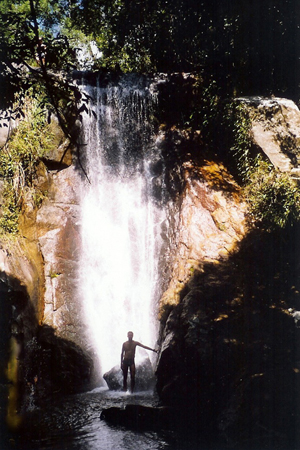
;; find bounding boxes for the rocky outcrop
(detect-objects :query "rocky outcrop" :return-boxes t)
[0,242,43,323]
[21,324,93,406]
[238,96,300,178]
[0,112,18,147]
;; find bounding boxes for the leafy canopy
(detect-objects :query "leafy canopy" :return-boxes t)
[1,0,300,99]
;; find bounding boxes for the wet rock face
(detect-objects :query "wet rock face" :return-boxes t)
[14,146,91,353]
[0,274,93,417]
[155,158,248,436]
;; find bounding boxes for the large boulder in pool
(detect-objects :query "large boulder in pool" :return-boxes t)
[100,404,172,430]
[103,357,155,391]
[103,365,123,390]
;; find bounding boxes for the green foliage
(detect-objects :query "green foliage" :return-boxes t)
[68,0,212,72]
[0,0,79,131]
[0,0,299,100]
[184,84,254,172]
[0,0,300,123]
[0,184,20,234]
[225,104,300,231]
[0,0,71,64]
[0,93,54,234]
[244,161,300,231]
[64,0,300,98]
[0,94,54,180]
[229,104,259,182]
[194,80,236,150]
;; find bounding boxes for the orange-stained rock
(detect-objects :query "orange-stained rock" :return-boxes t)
[159,161,247,320]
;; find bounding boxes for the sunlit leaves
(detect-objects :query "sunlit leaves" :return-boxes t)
[244,162,300,230]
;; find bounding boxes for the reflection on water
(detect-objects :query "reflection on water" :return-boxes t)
[2,388,227,450]
[6,389,173,450]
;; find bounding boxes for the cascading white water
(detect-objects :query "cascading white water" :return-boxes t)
[78,75,165,377]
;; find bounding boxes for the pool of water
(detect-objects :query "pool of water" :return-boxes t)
[3,388,209,450]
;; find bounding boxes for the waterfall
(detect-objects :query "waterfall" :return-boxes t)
[78,75,165,378]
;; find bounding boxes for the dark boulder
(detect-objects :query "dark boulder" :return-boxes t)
[100,404,172,430]
[21,324,94,408]
[103,366,123,390]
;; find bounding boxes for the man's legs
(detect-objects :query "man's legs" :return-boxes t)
[129,363,136,393]
[122,365,128,391]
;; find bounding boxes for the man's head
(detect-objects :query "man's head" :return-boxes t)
[127,331,134,341]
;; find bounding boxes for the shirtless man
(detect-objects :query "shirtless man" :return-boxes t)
[121,331,157,393]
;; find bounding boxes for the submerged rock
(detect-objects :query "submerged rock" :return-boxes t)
[100,404,172,430]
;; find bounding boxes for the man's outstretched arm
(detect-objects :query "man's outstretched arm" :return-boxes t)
[137,342,158,353]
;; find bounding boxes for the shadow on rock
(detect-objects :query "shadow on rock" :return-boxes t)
[22,324,94,408]
[156,225,300,449]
